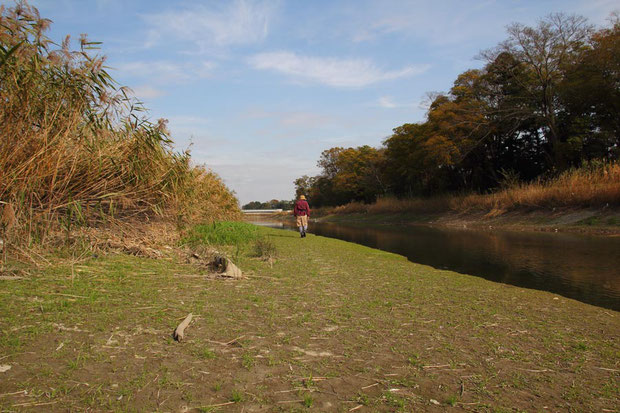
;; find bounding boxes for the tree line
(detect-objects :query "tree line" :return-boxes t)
[242,200,293,210]
[294,13,619,207]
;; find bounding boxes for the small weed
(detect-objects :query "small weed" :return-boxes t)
[230,389,244,402]
[356,392,369,405]
[195,347,216,360]
[573,341,588,351]
[445,394,458,406]
[303,394,314,408]
[384,391,405,408]
[241,353,255,370]
[267,355,277,366]
[407,354,422,368]
[213,382,222,392]
[302,376,315,389]
[253,237,277,260]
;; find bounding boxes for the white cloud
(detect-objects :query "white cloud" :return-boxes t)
[376,95,424,110]
[142,0,277,51]
[129,85,166,100]
[200,154,319,205]
[249,51,429,88]
[378,96,397,109]
[115,60,215,83]
[242,108,333,128]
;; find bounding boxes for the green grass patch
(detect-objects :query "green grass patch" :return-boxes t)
[183,221,259,246]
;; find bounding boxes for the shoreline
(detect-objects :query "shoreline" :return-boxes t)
[312,206,620,236]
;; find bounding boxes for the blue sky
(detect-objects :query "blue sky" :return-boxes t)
[27,0,618,205]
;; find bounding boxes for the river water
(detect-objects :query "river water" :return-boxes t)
[251,219,620,311]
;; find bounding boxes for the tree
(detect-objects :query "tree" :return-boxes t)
[482,13,594,168]
[293,175,317,199]
[559,14,620,162]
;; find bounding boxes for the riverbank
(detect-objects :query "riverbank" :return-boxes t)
[0,225,618,411]
[315,206,620,236]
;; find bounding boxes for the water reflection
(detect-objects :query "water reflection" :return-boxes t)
[260,220,620,311]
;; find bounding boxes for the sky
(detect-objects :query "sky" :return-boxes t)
[25,0,619,205]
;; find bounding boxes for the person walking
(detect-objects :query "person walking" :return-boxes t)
[293,195,310,238]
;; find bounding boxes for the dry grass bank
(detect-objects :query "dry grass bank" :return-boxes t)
[330,162,620,218]
[0,3,239,257]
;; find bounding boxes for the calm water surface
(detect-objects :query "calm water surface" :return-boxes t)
[252,219,620,311]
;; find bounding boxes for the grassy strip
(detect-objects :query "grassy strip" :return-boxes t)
[0,226,618,412]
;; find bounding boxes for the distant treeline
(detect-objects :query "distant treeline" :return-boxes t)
[295,13,619,207]
[242,200,293,210]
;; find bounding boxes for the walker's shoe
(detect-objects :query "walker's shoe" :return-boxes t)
[301,231,306,238]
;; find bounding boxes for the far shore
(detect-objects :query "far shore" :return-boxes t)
[256,206,620,236]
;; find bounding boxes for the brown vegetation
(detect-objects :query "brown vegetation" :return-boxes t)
[0,3,239,256]
[330,162,620,216]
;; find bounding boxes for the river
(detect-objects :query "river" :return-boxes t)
[251,219,620,311]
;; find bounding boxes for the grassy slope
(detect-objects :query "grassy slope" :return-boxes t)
[0,227,618,412]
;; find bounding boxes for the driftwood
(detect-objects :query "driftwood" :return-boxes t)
[173,313,193,342]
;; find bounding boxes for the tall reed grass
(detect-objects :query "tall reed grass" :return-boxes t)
[0,3,239,250]
[331,162,620,216]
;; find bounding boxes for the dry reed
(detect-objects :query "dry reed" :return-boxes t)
[331,162,620,216]
[0,3,240,253]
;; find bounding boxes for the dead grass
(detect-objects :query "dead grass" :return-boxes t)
[0,3,240,257]
[330,162,620,217]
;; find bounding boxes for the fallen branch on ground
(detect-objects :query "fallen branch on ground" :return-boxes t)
[173,313,193,342]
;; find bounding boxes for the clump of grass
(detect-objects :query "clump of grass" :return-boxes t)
[252,237,277,261]
[0,3,240,255]
[184,222,259,247]
[230,389,244,403]
[445,394,459,406]
[194,347,216,360]
[303,393,314,408]
[241,352,254,370]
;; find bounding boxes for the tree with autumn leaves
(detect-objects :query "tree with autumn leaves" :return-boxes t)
[296,13,619,207]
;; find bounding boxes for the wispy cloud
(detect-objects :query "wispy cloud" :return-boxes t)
[243,108,334,128]
[115,61,215,83]
[377,96,397,109]
[129,85,166,100]
[376,95,423,110]
[249,51,429,88]
[142,0,277,52]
